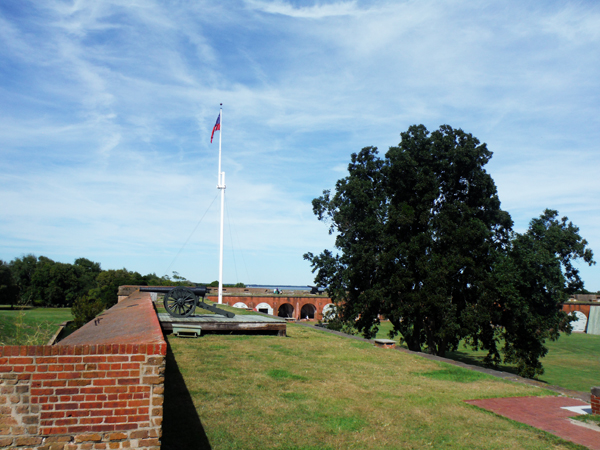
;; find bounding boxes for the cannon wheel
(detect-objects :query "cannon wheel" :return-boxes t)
[164,287,197,317]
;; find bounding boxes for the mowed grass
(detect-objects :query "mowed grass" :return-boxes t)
[375,321,600,392]
[165,323,583,450]
[0,305,72,345]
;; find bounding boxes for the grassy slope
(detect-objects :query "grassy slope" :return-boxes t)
[375,321,600,392]
[0,305,72,345]
[166,323,582,450]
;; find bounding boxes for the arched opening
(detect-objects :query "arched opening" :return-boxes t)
[300,303,316,320]
[570,311,588,332]
[233,302,248,309]
[255,302,273,315]
[278,303,294,318]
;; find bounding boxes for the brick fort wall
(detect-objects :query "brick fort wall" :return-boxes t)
[0,291,165,450]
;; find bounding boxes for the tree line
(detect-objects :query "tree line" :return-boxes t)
[0,255,183,308]
[0,256,199,327]
[305,124,595,378]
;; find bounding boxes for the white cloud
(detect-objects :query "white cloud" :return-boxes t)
[246,0,362,19]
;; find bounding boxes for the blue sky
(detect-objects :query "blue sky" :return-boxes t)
[1,0,599,290]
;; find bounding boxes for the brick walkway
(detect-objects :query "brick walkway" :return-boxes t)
[465,396,599,449]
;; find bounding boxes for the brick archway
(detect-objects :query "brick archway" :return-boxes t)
[300,303,316,319]
[277,303,294,318]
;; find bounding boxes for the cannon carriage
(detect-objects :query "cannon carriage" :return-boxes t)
[139,286,235,318]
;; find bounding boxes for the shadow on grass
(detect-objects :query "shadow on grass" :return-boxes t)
[162,340,212,450]
[444,349,548,383]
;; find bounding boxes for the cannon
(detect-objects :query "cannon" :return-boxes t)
[139,286,235,318]
[308,285,325,295]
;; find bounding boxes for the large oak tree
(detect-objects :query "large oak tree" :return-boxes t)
[305,124,594,377]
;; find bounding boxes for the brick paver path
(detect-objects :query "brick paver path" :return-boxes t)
[465,396,599,450]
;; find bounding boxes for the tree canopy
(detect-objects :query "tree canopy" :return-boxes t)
[305,124,594,377]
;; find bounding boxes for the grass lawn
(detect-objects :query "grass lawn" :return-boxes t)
[374,321,600,393]
[163,321,583,450]
[0,305,73,345]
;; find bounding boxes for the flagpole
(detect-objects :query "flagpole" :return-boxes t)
[217,104,225,305]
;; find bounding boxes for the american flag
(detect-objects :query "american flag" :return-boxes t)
[211,113,221,143]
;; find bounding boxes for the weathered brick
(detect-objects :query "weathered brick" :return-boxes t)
[33,373,57,380]
[106,356,128,363]
[93,379,115,386]
[32,388,54,396]
[68,379,91,387]
[0,437,13,447]
[146,357,163,366]
[108,432,127,440]
[45,435,72,443]
[75,433,102,443]
[104,416,127,424]
[130,430,148,439]
[79,417,103,425]
[44,380,68,387]
[8,357,33,365]
[0,416,18,426]
[22,415,38,424]
[15,436,43,446]
[41,411,65,419]
[11,425,25,434]
[55,388,79,396]
[141,376,163,385]
[15,405,29,414]
[57,372,81,380]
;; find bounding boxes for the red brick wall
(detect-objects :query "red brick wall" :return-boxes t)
[561,303,591,318]
[592,388,600,415]
[217,295,333,320]
[0,292,165,449]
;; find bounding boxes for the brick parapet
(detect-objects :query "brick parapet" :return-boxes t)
[0,292,165,449]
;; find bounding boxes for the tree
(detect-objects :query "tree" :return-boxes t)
[9,254,38,305]
[72,293,105,329]
[89,268,146,309]
[473,210,595,378]
[305,124,594,377]
[0,260,19,308]
[8,255,102,307]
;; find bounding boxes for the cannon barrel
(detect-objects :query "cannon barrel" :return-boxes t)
[139,286,208,297]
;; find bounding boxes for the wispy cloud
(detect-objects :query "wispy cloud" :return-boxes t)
[0,0,599,287]
[246,0,363,19]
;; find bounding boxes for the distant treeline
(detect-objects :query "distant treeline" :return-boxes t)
[0,254,240,309]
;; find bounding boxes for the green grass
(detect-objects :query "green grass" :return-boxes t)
[164,323,583,450]
[572,413,600,427]
[0,305,73,345]
[374,321,600,392]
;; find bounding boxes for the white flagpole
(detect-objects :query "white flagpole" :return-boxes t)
[217,104,225,305]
